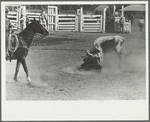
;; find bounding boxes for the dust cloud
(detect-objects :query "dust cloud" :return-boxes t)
[61,51,145,77]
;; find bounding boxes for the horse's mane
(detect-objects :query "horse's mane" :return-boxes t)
[18,23,35,48]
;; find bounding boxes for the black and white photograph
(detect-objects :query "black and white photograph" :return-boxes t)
[1,1,149,121]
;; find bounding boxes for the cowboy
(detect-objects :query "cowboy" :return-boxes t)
[130,15,134,25]
[119,17,124,33]
[81,48,103,70]
[5,7,12,60]
[139,17,144,32]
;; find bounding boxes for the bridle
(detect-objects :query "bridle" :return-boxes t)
[31,22,46,38]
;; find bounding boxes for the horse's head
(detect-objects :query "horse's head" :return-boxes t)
[30,18,49,37]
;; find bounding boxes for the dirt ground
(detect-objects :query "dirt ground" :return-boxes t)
[6,23,146,100]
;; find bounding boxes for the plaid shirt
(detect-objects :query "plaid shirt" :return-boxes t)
[89,51,103,66]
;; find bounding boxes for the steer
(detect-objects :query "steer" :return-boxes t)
[81,35,126,69]
[93,35,126,59]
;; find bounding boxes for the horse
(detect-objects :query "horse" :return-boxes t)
[6,19,49,84]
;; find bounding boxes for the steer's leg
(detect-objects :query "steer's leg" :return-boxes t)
[116,42,123,59]
[14,59,21,83]
[116,43,124,69]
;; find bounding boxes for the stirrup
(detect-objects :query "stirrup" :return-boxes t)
[6,53,12,62]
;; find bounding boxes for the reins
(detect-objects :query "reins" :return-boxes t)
[11,26,45,38]
[11,26,35,35]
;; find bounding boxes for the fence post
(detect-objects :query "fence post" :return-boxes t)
[113,5,116,14]
[55,6,58,31]
[75,15,78,32]
[80,7,83,32]
[48,6,58,31]
[103,8,107,33]
[16,5,21,30]
[100,15,103,32]
[22,6,26,29]
[122,5,124,17]
[48,6,50,31]
[52,8,54,31]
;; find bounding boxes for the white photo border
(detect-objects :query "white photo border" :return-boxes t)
[1,1,149,121]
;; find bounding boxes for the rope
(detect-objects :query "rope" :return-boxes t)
[8,34,19,53]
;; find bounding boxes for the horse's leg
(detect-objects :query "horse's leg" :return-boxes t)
[20,56,31,84]
[14,59,21,83]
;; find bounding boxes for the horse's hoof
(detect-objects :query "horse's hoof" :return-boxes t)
[14,79,19,83]
[27,77,31,84]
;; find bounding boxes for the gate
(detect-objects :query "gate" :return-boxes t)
[47,6,105,33]
[25,10,41,22]
[6,5,20,30]
[57,14,78,31]
[79,7,103,32]
[114,17,131,33]
[47,6,58,31]
[6,5,106,33]
[81,15,103,32]
[47,6,78,32]
[26,8,48,29]
[6,5,26,30]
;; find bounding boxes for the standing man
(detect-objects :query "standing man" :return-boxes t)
[119,17,124,33]
[41,8,48,29]
[139,17,144,32]
[20,14,24,30]
[26,15,30,27]
[19,6,25,30]
[130,15,134,25]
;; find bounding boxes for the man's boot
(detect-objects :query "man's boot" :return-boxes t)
[6,51,10,61]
